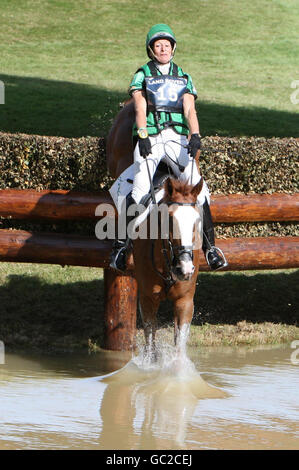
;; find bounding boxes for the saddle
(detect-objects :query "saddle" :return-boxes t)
[127,161,175,208]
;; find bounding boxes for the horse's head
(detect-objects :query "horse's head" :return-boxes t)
[163,178,203,281]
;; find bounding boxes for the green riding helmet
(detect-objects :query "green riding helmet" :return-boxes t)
[146,24,177,60]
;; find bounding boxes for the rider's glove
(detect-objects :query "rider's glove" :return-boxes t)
[138,136,152,158]
[187,133,202,158]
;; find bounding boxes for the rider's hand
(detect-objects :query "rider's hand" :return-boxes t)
[187,133,202,158]
[138,136,152,158]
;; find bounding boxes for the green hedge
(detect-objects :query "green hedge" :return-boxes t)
[0,132,298,193]
[0,132,298,238]
[200,136,298,195]
[0,132,109,191]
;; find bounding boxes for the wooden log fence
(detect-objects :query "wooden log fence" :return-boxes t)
[0,229,298,271]
[0,189,298,350]
[0,189,298,222]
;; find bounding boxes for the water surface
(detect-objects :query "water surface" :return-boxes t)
[0,343,298,450]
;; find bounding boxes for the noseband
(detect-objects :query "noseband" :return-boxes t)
[165,200,196,263]
[171,244,194,262]
[151,200,197,290]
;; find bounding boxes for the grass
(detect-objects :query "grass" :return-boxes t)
[0,262,298,353]
[188,322,299,348]
[0,0,298,137]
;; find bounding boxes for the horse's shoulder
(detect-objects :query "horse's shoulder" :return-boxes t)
[109,99,135,133]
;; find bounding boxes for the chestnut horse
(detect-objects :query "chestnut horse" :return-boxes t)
[106,103,203,360]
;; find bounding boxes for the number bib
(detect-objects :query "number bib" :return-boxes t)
[145,75,187,113]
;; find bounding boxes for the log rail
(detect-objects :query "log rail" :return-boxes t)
[0,229,297,271]
[0,189,298,222]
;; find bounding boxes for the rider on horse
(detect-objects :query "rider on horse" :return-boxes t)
[110,24,227,273]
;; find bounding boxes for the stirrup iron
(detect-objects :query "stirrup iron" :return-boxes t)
[205,246,228,271]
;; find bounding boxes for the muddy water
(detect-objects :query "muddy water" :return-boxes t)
[0,343,298,450]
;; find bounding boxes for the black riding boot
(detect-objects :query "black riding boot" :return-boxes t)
[202,198,228,270]
[110,194,136,273]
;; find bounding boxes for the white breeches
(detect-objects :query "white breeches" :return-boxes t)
[131,128,204,204]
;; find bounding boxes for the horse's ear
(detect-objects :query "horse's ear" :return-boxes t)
[191,178,203,198]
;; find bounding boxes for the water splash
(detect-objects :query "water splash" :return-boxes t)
[98,338,228,448]
[132,337,196,376]
[101,335,228,399]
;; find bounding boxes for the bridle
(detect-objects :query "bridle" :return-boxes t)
[144,148,199,289]
[151,200,198,291]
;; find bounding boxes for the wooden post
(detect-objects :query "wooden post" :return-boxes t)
[103,268,138,351]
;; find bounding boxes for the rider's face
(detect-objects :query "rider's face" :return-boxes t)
[153,39,173,64]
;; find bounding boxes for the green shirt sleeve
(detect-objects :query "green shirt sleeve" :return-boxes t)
[185,73,197,100]
[128,69,145,96]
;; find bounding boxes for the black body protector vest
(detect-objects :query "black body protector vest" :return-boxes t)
[144,61,189,133]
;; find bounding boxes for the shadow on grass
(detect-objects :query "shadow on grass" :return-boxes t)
[0,74,298,138]
[0,74,126,138]
[191,270,298,327]
[0,274,105,352]
[0,270,297,351]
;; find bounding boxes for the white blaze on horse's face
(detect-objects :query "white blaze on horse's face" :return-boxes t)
[171,205,201,281]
